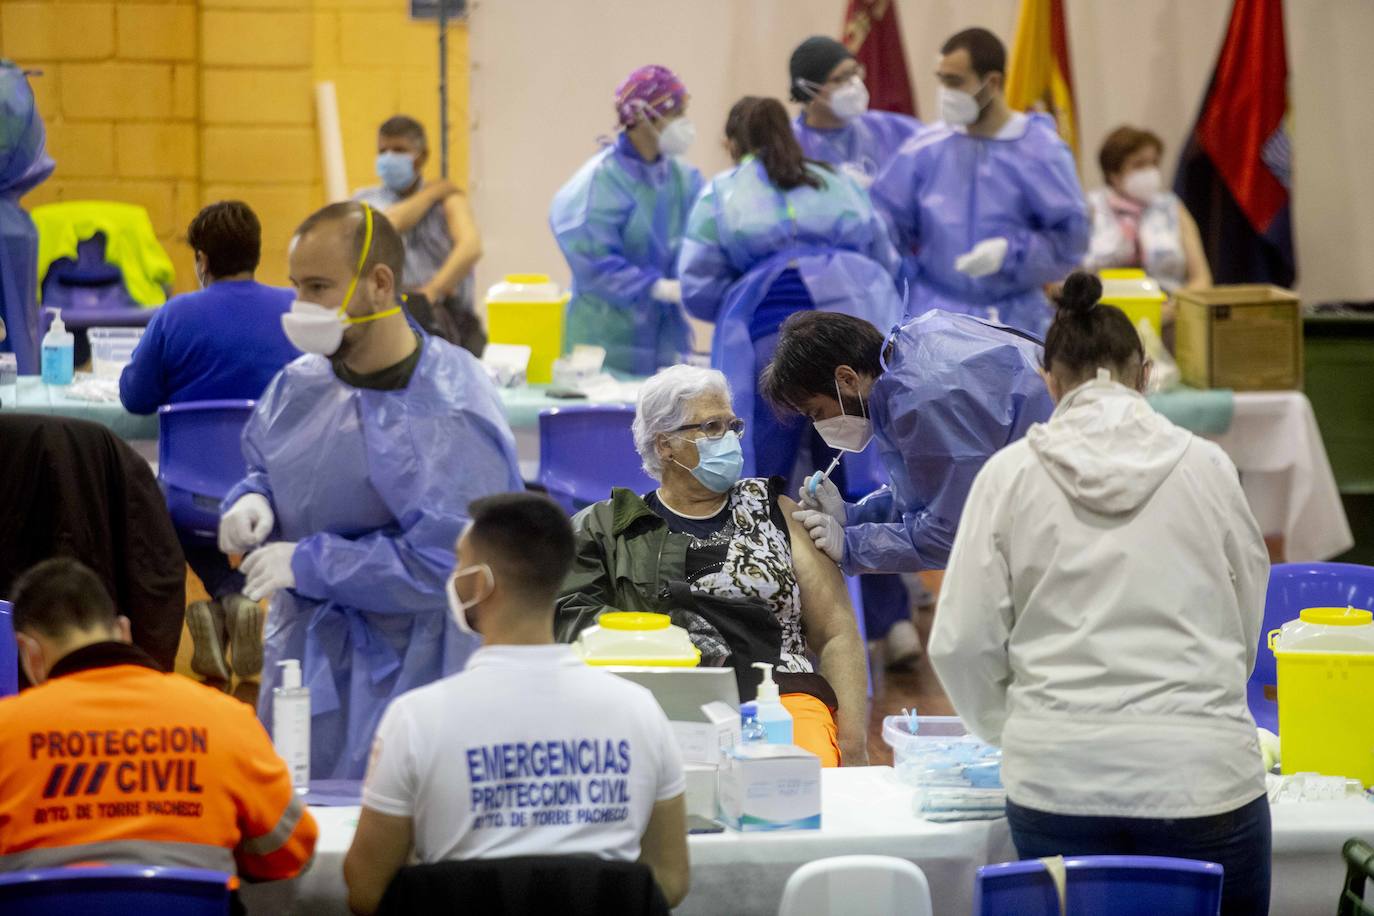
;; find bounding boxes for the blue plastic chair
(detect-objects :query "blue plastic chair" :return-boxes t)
[976,855,1223,916]
[538,404,656,513]
[0,599,16,698]
[157,400,256,546]
[41,233,149,328]
[0,865,233,915]
[1251,562,1374,733]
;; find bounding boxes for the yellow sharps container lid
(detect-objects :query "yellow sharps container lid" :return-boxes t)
[1299,606,1374,626]
[598,611,671,631]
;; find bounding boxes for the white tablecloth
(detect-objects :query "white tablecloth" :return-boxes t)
[240,768,1374,916]
[1214,392,1354,562]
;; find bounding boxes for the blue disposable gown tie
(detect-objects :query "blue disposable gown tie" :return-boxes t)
[791,111,922,189]
[843,310,1055,575]
[871,113,1089,338]
[223,337,523,778]
[0,64,55,374]
[678,157,902,477]
[550,133,704,376]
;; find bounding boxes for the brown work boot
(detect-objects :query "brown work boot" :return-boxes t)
[222,593,264,678]
[186,600,231,687]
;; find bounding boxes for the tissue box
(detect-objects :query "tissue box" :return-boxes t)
[717,744,821,831]
[670,701,740,766]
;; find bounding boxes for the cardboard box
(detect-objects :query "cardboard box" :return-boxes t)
[669,701,741,767]
[1175,285,1303,390]
[717,744,821,832]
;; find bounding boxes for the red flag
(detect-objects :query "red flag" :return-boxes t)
[843,0,917,117]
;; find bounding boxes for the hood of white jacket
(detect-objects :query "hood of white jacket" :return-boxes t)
[1027,375,1191,515]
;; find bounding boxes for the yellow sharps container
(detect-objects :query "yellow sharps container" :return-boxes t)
[573,612,701,668]
[485,274,571,384]
[1098,268,1167,339]
[1269,606,1374,786]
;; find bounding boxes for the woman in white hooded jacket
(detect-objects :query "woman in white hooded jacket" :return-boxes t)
[929,272,1271,916]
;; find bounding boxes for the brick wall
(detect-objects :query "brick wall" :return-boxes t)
[0,0,469,291]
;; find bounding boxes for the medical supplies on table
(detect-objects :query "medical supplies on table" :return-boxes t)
[573,611,701,667]
[1098,268,1167,339]
[883,714,1005,821]
[485,274,569,384]
[717,743,821,831]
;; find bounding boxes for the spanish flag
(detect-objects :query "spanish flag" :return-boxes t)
[1005,0,1079,162]
[842,0,917,117]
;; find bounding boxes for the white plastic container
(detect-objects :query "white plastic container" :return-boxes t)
[89,327,145,379]
[574,611,700,667]
[1271,606,1374,652]
[882,715,1002,789]
[751,662,793,745]
[272,659,311,794]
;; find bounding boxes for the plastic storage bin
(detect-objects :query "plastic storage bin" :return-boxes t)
[89,327,144,379]
[1098,268,1167,339]
[882,715,1001,788]
[1269,606,1374,785]
[574,611,701,667]
[485,274,570,384]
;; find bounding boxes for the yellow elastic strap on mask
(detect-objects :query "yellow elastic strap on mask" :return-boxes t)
[338,203,402,325]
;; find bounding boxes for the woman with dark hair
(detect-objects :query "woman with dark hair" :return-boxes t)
[930,271,1270,916]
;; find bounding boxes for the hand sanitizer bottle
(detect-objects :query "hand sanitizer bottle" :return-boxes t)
[751,662,794,745]
[41,314,74,386]
[272,659,311,794]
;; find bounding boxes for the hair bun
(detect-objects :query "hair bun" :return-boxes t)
[1058,271,1103,316]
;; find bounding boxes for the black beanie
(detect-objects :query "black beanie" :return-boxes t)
[788,36,854,102]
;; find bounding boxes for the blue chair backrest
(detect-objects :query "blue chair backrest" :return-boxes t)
[0,600,16,698]
[0,865,233,915]
[976,855,1223,916]
[158,400,256,499]
[539,405,656,513]
[1256,562,1374,688]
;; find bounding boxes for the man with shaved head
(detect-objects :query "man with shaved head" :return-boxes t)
[217,201,523,778]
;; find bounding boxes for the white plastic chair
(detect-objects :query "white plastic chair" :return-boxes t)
[777,855,934,916]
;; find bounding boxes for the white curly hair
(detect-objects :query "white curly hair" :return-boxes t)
[632,365,733,481]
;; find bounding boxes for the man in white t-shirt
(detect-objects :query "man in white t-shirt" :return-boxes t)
[344,493,689,914]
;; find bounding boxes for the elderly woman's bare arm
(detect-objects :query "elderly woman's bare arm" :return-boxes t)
[781,494,870,765]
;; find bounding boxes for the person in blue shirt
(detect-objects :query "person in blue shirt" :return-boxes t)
[550,65,704,376]
[788,36,922,192]
[872,28,1089,338]
[119,200,299,692]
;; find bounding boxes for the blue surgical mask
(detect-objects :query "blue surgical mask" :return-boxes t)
[376,151,416,192]
[676,431,744,494]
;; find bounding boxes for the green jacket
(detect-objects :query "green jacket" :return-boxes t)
[555,487,688,641]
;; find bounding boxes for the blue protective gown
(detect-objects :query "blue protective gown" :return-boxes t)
[550,133,704,376]
[0,65,55,375]
[223,336,523,779]
[791,111,922,190]
[679,157,903,478]
[871,113,1089,338]
[842,310,1054,575]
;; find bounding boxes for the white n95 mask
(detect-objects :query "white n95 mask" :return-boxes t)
[829,79,870,121]
[939,84,985,127]
[446,564,494,635]
[657,118,696,157]
[813,378,874,453]
[1122,166,1163,202]
[282,300,346,356]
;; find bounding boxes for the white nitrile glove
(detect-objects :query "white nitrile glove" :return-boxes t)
[650,278,683,304]
[792,509,845,565]
[219,493,275,554]
[241,542,298,601]
[798,474,846,523]
[954,237,1009,278]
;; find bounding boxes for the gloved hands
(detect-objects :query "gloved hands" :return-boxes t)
[792,509,845,565]
[650,278,683,304]
[241,542,298,601]
[954,237,1009,278]
[219,494,275,554]
[798,474,846,523]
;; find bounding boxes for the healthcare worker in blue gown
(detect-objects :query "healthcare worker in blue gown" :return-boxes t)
[788,36,921,192]
[762,308,1054,576]
[0,63,55,375]
[550,65,705,376]
[218,202,522,779]
[872,28,1088,338]
[679,96,902,479]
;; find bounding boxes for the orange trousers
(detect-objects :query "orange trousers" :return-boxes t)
[780,692,841,767]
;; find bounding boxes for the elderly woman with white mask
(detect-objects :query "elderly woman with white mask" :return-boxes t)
[556,365,869,767]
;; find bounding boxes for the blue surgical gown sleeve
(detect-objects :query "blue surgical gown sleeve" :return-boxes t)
[551,167,661,311]
[995,137,1089,288]
[221,375,282,523]
[870,140,923,257]
[678,180,739,323]
[117,307,171,415]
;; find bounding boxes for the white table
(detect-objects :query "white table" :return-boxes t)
[1216,392,1354,562]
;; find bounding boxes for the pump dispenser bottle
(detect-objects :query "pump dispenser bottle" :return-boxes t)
[751,662,794,745]
[273,659,311,793]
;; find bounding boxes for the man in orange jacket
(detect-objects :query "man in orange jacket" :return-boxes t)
[0,558,317,885]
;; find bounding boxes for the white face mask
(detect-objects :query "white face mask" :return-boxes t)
[446,564,494,635]
[657,117,696,157]
[1122,166,1163,202]
[828,78,869,121]
[939,81,987,127]
[281,300,346,356]
[813,378,874,453]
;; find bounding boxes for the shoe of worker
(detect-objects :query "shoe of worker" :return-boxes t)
[186,600,231,686]
[222,593,264,679]
[884,619,924,671]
